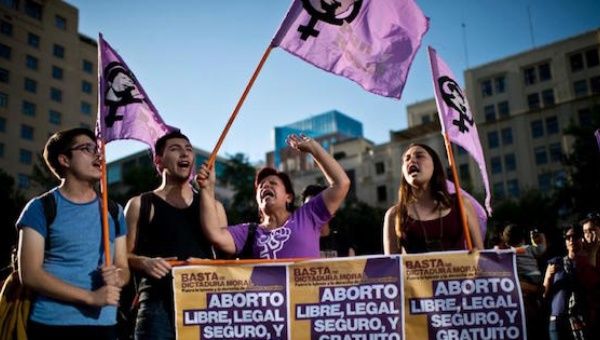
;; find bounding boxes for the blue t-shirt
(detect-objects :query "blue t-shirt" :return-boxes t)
[16,188,127,326]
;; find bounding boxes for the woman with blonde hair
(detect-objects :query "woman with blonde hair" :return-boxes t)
[383,143,483,254]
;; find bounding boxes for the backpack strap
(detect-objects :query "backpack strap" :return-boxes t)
[39,191,57,228]
[239,223,258,259]
[135,192,153,252]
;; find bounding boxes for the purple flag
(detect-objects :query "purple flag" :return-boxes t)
[428,46,492,215]
[273,0,429,99]
[96,34,174,152]
[446,180,487,240]
[595,129,600,152]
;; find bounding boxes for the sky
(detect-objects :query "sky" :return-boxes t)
[67,0,600,163]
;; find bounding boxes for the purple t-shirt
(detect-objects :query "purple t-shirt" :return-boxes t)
[228,193,331,259]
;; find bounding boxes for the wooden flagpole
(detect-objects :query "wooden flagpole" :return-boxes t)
[443,132,474,250]
[207,44,274,168]
[99,139,112,266]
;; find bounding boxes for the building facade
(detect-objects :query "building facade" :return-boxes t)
[267,110,363,171]
[0,0,98,193]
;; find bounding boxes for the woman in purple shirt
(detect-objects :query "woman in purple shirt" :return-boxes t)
[197,134,350,259]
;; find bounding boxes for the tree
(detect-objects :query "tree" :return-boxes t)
[220,153,259,224]
[0,170,26,279]
[110,166,161,206]
[558,103,600,220]
[334,198,386,255]
[30,154,60,192]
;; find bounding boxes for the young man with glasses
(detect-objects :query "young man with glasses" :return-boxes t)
[16,127,129,339]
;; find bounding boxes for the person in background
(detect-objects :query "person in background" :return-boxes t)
[502,224,546,340]
[125,131,227,340]
[197,134,350,259]
[383,143,483,254]
[301,185,355,258]
[17,128,129,340]
[543,225,599,340]
[580,212,600,337]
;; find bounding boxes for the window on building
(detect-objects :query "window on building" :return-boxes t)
[504,153,516,172]
[0,20,12,36]
[0,92,7,108]
[484,105,496,122]
[574,80,588,97]
[22,100,36,116]
[26,55,38,70]
[55,15,66,30]
[531,119,544,138]
[493,182,505,200]
[421,115,431,124]
[375,161,385,175]
[53,44,65,59]
[0,43,11,59]
[507,179,520,198]
[0,116,5,132]
[546,116,559,135]
[481,80,493,97]
[81,80,92,94]
[494,76,506,93]
[487,131,499,149]
[491,156,502,174]
[527,93,540,110]
[456,145,468,155]
[497,101,510,119]
[27,33,40,48]
[549,142,562,162]
[377,185,387,202]
[578,108,592,126]
[538,173,552,192]
[501,127,513,145]
[18,174,30,189]
[24,78,37,93]
[591,76,600,94]
[534,146,548,165]
[541,89,555,106]
[21,124,34,140]
[570,53,584,72]
[0,67,7,83]
[24,0,42,20]
[50,87,62,102]
[538,63,552,82]
[523,67,536,85]
[80,101,92,115]
[0,143,3,158]
[83,60,93,74]
[49,110,61,125]
[586,48,599,68]
[19,149,32,165]
[51,66,63,80]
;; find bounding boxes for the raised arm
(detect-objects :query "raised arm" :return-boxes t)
[383,205,403,255]
[287,134,350,214]
[197,163,236,255]
[461,195,484,250]
[18,228,120,307]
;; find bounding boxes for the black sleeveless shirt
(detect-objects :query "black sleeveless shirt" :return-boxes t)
[136,192,213,301]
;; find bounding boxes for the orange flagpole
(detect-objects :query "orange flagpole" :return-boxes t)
[99,139,111,266]
[207,44,274,168]
[443,132,474,250]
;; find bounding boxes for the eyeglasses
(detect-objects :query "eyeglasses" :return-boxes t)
[68,143,98,155]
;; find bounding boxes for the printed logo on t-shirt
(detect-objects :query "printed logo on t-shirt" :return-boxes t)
[257,227,291,259]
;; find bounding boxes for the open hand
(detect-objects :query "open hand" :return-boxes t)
[286,134,315,153]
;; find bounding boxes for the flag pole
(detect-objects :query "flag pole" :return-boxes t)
[99,139,112,265]
[207,43,274,168]
[443,133,474,250]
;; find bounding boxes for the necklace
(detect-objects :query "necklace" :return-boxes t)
[412,204,444,251]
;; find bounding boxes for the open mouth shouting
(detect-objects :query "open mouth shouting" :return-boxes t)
[407,163,420,176]
[260,189,275,202]
[176,159,191,171]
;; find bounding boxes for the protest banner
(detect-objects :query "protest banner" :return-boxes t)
[172,251,525,340]
[402,251,525,340]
